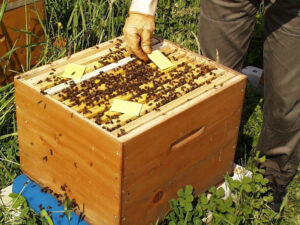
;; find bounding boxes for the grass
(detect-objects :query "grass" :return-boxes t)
[0,0,299,224]
[0,83,20,189]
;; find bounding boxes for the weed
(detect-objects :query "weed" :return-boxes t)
[162,154,279,225]
[0,187,44,224]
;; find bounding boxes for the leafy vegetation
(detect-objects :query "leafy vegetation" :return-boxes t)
[2,192,44,224]
[0,84,19,189]
[162,154,280,225]
[0,0,299,224]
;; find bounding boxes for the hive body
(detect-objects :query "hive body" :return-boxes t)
[0,0,45,84]
[15,36,247,225]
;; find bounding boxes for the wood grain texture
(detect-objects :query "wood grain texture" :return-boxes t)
[23,37,160,83]
[15,36,248,225]
[21,37,123,81]
[14,79,123,225]
[0,0,45,84]
[121,77,246,225]
[123,138,237,225]
[116,70,236,137]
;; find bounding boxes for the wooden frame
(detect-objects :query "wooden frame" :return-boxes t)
[0,0,45,84]
[15,36,247,225]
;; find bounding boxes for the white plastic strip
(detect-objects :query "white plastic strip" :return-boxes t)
[45,42,165,95]
[86,57,135,80]
[45,57,135,95]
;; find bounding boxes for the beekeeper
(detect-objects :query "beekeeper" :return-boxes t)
[123,0,300,212]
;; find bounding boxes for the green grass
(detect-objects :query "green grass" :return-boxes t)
[0,84,19,189]
[282,170,300,225]
[0,0,299,224]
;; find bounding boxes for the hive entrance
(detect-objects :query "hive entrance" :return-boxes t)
[29,38,235,137]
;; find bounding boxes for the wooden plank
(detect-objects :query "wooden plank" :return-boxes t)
[14,79,123,225]
[119,75,245,141]
[44,56,135,95]
[120,78,246,224]
[0,0,45,83]
[122,109,241,200]
[22,37,160,82]
[109,68,231,135]
[14,35,248,225]
[4,0,43,11]
[122,139,237,225]
[82,55,196,120]
[45,43,171,97]
[27,44,129,85]
[121,78,246,196]
[107,39,247,136]
[163,39,248,81]
[20,37,123,80]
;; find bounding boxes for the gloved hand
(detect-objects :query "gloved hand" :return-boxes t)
[123,12,155,62]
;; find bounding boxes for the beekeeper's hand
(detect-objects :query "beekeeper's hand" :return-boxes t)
[123,12,155,62]
[123,0,158,61]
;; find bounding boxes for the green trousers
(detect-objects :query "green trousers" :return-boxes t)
[199,0,300,186]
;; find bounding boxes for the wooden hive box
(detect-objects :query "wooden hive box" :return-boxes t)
[0,0,45,84]
[14,36,247,225]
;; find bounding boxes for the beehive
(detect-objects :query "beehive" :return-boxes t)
[14,36,247,225]
[0,0,45,84]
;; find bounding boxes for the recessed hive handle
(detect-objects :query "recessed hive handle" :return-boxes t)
[170,126,206,152]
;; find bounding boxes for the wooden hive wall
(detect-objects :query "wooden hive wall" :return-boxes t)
[0,0,45,84]
[120,76,246,225]
[15,36,247,225]
[20,36,238,135]
[15,80,123,225]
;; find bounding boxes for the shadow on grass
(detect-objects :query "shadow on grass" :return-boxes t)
[235,82,264,164]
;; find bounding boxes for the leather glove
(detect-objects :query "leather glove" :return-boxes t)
[123,12,155,62]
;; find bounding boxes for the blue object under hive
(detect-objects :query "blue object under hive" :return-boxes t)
[13,174,89,225]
